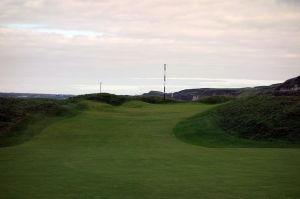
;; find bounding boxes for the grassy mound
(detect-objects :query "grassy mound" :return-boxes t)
[174,96,300,147]
[0,94,177,146]
[0,98,79,147]
[197,96,235,104]
[215,96,300,142]
[71,93,130,106]
[174,110,299,148]
[122,100,151,108]
[72,93,178,105]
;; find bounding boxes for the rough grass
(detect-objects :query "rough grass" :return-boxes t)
[197,96,235,104]
[215,96,300,142]
[0,98,81,147]
[0,101,300,198]
[71,93,178,106]
[174,96,300,147]
[174,109,300,148]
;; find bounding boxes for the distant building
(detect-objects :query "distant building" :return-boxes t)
[192,96,199,101]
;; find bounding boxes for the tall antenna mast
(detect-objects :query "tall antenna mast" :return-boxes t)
[100,82,102,94]
[164,64,166,101]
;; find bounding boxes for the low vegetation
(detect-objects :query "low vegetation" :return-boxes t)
[71,93,130,105]
[2,94,300,148]
[197,96,235,104]
[0,98,79,147]
[0,94,178,147]
[72,93,177,105]
[175,95,300,147]
[135,96,177,104]
[215,96,300,142]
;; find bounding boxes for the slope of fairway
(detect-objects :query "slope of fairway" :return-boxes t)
[0,101,300,199]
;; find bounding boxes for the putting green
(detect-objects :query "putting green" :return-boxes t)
[0,101,299,198]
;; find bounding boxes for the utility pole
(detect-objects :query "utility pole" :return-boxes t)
[100,82,102,94]
[164,64,166,101]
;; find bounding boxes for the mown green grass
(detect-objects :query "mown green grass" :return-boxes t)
[0,101,300,199]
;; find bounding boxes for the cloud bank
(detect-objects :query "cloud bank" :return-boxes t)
[0,0,299,94]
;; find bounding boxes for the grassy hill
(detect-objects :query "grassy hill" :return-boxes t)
[215,96,300,142]
[0,97,81,147]
[0,97,300,198]
[0,94,177,147]
[72,93,177,105]
[174,96,300,147]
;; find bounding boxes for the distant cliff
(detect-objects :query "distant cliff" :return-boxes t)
[276,76,300,92]
[171,88,242,101]
[142,75,300,101]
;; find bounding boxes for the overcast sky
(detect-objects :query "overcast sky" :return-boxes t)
[0,0,299,95]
